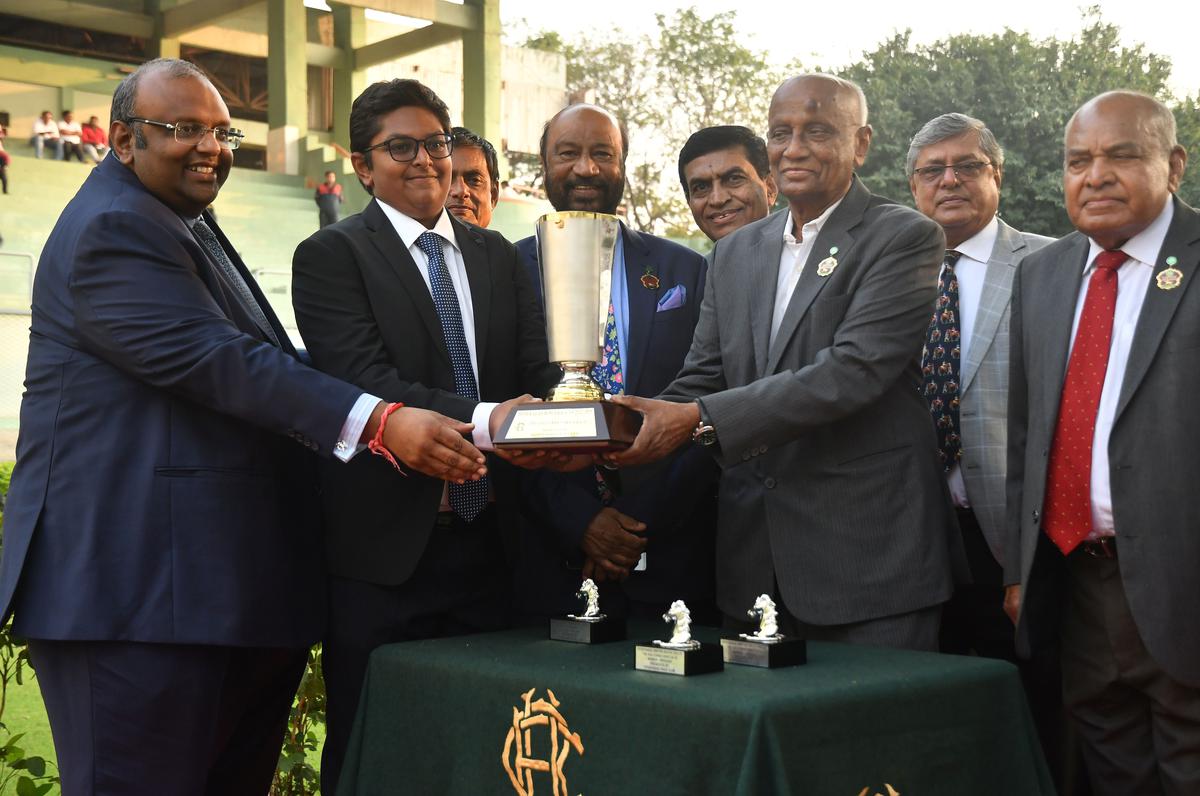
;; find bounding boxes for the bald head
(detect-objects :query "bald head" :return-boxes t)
[1062,90,1187,249]
[771,75,868,128]
[540,103,628,214]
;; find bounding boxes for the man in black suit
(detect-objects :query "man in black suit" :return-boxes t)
[515,104,716,623]
[0,59,486,795]
[290,80,560,793]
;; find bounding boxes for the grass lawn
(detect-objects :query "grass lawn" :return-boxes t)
[1,672,58,794]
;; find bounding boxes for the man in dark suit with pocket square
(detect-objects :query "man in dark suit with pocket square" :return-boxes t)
[515,104,717,622]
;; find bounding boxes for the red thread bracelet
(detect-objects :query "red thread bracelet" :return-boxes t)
[368,402,408,475]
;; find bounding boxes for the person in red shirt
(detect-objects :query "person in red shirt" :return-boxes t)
[81,116,109,163]
[315,170,344,228]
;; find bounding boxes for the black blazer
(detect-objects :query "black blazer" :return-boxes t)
[292,201,558,585]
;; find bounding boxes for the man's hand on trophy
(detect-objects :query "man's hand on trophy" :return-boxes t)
[580,507,647,582]
[375,405,486,482]
[488,395,594,471]
[603,395,700,467]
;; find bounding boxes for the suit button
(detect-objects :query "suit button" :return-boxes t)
[1032,510,1040,523]
[758,445,767,454]
[764,477,777,489]
[742,452,751,461]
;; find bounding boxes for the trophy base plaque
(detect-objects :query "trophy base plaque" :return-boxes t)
[549,616,627,644]
[720,637,807,668]
[635,642,723,676]
[494,400,642,452]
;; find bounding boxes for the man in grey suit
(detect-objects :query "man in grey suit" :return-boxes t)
[907,113,1053,658]
[611,74,960,651]
[1006,90,1199,794]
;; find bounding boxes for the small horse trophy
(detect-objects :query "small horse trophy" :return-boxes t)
[635,599,722,676]
[549,578,626,644]
[720,593,807,668]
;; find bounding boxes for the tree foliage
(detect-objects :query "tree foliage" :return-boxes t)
[523,6,1197,239]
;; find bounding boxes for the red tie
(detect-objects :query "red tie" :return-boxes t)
[1043,249,1126,555]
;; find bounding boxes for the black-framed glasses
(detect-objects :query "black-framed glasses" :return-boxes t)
[127,118,244,150]
[362,134,453,163]
[911,160,992,184]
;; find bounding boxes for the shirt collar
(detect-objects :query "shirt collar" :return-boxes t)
[1084,197,1174,273]
[375,199,460,252]
[783,192,846,245]
[952,215,1000,264]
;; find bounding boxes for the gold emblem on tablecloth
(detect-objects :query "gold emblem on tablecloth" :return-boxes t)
[502,687,585,795]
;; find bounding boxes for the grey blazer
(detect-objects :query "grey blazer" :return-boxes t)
[1006,196,1200,686]
[663,177,961,625]
[956,219,1052,563]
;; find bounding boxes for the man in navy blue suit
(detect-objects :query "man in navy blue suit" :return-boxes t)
[0,59,487,795]
[516,104,717,622]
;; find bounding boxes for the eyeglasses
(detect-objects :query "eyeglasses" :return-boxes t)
[127,118,244,150]
[911,160,992,184]
[362,134,453,163]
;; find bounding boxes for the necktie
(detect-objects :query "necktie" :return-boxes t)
[921,251,963,470]
[592,303,624,396]
[416,231,488,522]
[1042,249,1126,555]
[193,219,280,347]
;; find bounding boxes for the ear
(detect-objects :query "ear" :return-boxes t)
[854,125,873,167]
[764,173,779,207]
[351,152,374,194]
[490,179,500,208]
[1167,145,1187,193]
[111,120,137,166]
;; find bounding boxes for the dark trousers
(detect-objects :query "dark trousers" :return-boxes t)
[1061,549,1200,795]
[28,639,306,796]
[725,597,942,652]
[321,506,510,795]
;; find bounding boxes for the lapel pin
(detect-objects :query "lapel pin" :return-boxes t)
[1157,256,1183,290]
[640,264,660,290]
[816,247,839,277]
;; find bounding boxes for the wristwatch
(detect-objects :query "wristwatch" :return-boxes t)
[691,402,717,447]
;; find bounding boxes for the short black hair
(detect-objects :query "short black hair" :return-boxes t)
[451,126,499,185]
[538,104,629,167]
[349,79,451,160]
[677,126,770,197]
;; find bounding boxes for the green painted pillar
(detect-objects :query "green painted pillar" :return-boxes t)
[332,4,367,154]
[267,0,308,174]
[144,0,180,60]
[462,0,506,175]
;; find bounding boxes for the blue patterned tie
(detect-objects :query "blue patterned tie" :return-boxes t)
[416,231,488,522]
[592,303,623,396]
[921,251,963,470]
[193,219,280,347]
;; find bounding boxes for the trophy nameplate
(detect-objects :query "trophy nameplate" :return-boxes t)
[634,599,723,676]
[720,593,806,668]
[550,578,626,643]
[493,211,643,453]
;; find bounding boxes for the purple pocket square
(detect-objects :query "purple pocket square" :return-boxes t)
[656,284,687,312]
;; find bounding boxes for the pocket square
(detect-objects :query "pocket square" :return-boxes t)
[656,284,687,312]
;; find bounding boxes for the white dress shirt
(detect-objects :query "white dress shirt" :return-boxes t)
[771,195,846,347]
[1069,198,1173,539]
[943,216,999,508]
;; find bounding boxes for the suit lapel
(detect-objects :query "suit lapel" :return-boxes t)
[1115,198,1200,419]
[961,220,1022,393]
[749,212,787,378]
[622,225,656,393]
[764,179,868,375]
[363,201,451,366]
[1038,234,1090,424]
[454,217,493,370]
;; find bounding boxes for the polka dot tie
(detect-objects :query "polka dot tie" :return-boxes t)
[416,231,488,523]
[1043,249,1126,555]
[921,251,963,470]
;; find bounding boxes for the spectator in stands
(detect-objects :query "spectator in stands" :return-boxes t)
[30,111,62,160]
[446,126,499,228]
[58,110,85,163]
[81,115,109,163]
[315,170,343,228]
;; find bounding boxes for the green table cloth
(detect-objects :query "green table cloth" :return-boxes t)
[339,624,1053,795]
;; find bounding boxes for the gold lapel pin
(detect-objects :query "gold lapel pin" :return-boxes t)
[1157,255,1183,290]
[816,246,839,277]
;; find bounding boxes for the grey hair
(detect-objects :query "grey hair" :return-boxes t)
[906,113,1004,175]
[1065,90,1178,155]
[110,58,212,146]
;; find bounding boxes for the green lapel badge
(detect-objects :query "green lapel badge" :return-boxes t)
[1157,255,1183,290]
